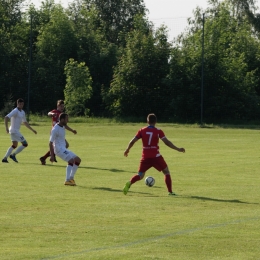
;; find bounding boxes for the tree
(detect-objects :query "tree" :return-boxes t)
[34,3,78,111]
[107,16,171,118]
[169,0,260,122]
[64,58,93,116]
[82,0,147,44]
[0,0,30,110]
[67,1,119,116]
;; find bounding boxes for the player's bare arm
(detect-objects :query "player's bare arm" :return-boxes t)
[124,137,139,157]
[4,116,9,133]
[49,141,55,162]
[65,125,77,134]
[162,137,185,153]
[48,111,57,117]
[23,122,37,134]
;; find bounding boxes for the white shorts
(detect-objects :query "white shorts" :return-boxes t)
[55,148,77,162]
[10,132,26,143]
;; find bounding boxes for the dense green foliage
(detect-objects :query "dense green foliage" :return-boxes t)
[64,58,93,115]
[1,0,260,122]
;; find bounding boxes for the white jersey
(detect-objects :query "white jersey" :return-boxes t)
[49,123,66,154]
[6,108,26,134]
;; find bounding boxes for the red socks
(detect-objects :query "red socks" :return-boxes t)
[165,174,172,193]
[130,175,141,184]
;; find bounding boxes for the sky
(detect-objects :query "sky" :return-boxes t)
[28,0,260,40]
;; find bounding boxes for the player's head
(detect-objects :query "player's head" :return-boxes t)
[17,98,24,109]
[57,100,65,112]
[17,98,24,104]
[59,113,68,125]
[147,113,157,125]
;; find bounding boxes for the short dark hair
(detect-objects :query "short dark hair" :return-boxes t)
[147,113,157,124]
[59,113,68,121]
[57,100,64,106]
[17,98,24,103]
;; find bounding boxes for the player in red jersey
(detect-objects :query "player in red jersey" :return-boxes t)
[39,100,77,165]
[123,113,185,196]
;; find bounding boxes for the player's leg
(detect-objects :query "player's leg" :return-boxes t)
[162,167,176,195]
[123,159,150,195]
[56,149,79,186]
[155,156,176,195]
[162,166,175,195]
[2,139,18,163]
[69,155,81,183]
[39,150,50,165]
[10,136,28,163]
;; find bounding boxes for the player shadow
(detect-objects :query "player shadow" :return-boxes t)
[188,195,258,204]
[38,164,134,173]
[89,186,158,196]
[82,166,133,173]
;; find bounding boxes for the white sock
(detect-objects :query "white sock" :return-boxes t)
[66,165,73,181]
[14,145,25,155]
[70,164,79,180]
[4,146,14,158]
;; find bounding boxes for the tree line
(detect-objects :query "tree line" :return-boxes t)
[1,0,260,122]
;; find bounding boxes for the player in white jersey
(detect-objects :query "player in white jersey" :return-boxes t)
[2,98,37,163]
[49,113,81,186]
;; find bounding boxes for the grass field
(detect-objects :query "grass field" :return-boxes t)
[0,120,259,260]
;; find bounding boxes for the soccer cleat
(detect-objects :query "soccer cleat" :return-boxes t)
[168,192,177,196]
[70,179,76,186]
[39,157,46,165]
[123,181,131,195]
[10,154,18,163]
[2,158,8,163]
[64,180,76,186]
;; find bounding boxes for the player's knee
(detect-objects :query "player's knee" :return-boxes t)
[138,172,144,179]
[68,159,74,164]
[162,167,170,175]
[75,157,81,165]
[22,141,28,147]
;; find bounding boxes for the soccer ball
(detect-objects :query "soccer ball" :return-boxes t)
[145,176,155,187]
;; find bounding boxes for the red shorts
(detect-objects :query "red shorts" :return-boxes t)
[138,156,167,173]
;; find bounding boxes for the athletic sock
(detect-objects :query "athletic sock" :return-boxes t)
[66,163,73,181]
[165,174,172,193]
[13,145,25,155]
[4,146,14,158]
[70,162,80,179]
[130,175,141,184]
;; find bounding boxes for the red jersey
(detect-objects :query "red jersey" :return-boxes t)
[50,109,62,127]
[135,125,166,159]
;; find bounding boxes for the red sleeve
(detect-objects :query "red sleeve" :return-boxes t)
[159,129,165,139]
[135,128,142,139]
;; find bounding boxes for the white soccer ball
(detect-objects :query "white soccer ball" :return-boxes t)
[145,176,155,187]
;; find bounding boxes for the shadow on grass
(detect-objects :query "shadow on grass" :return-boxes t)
[36,164,134,173]
[78,186,159,196]
[187,195,258,204]
[83,166,133,173]
[77,185,159,197]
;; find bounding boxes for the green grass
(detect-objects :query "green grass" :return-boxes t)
[0,121,259,259]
